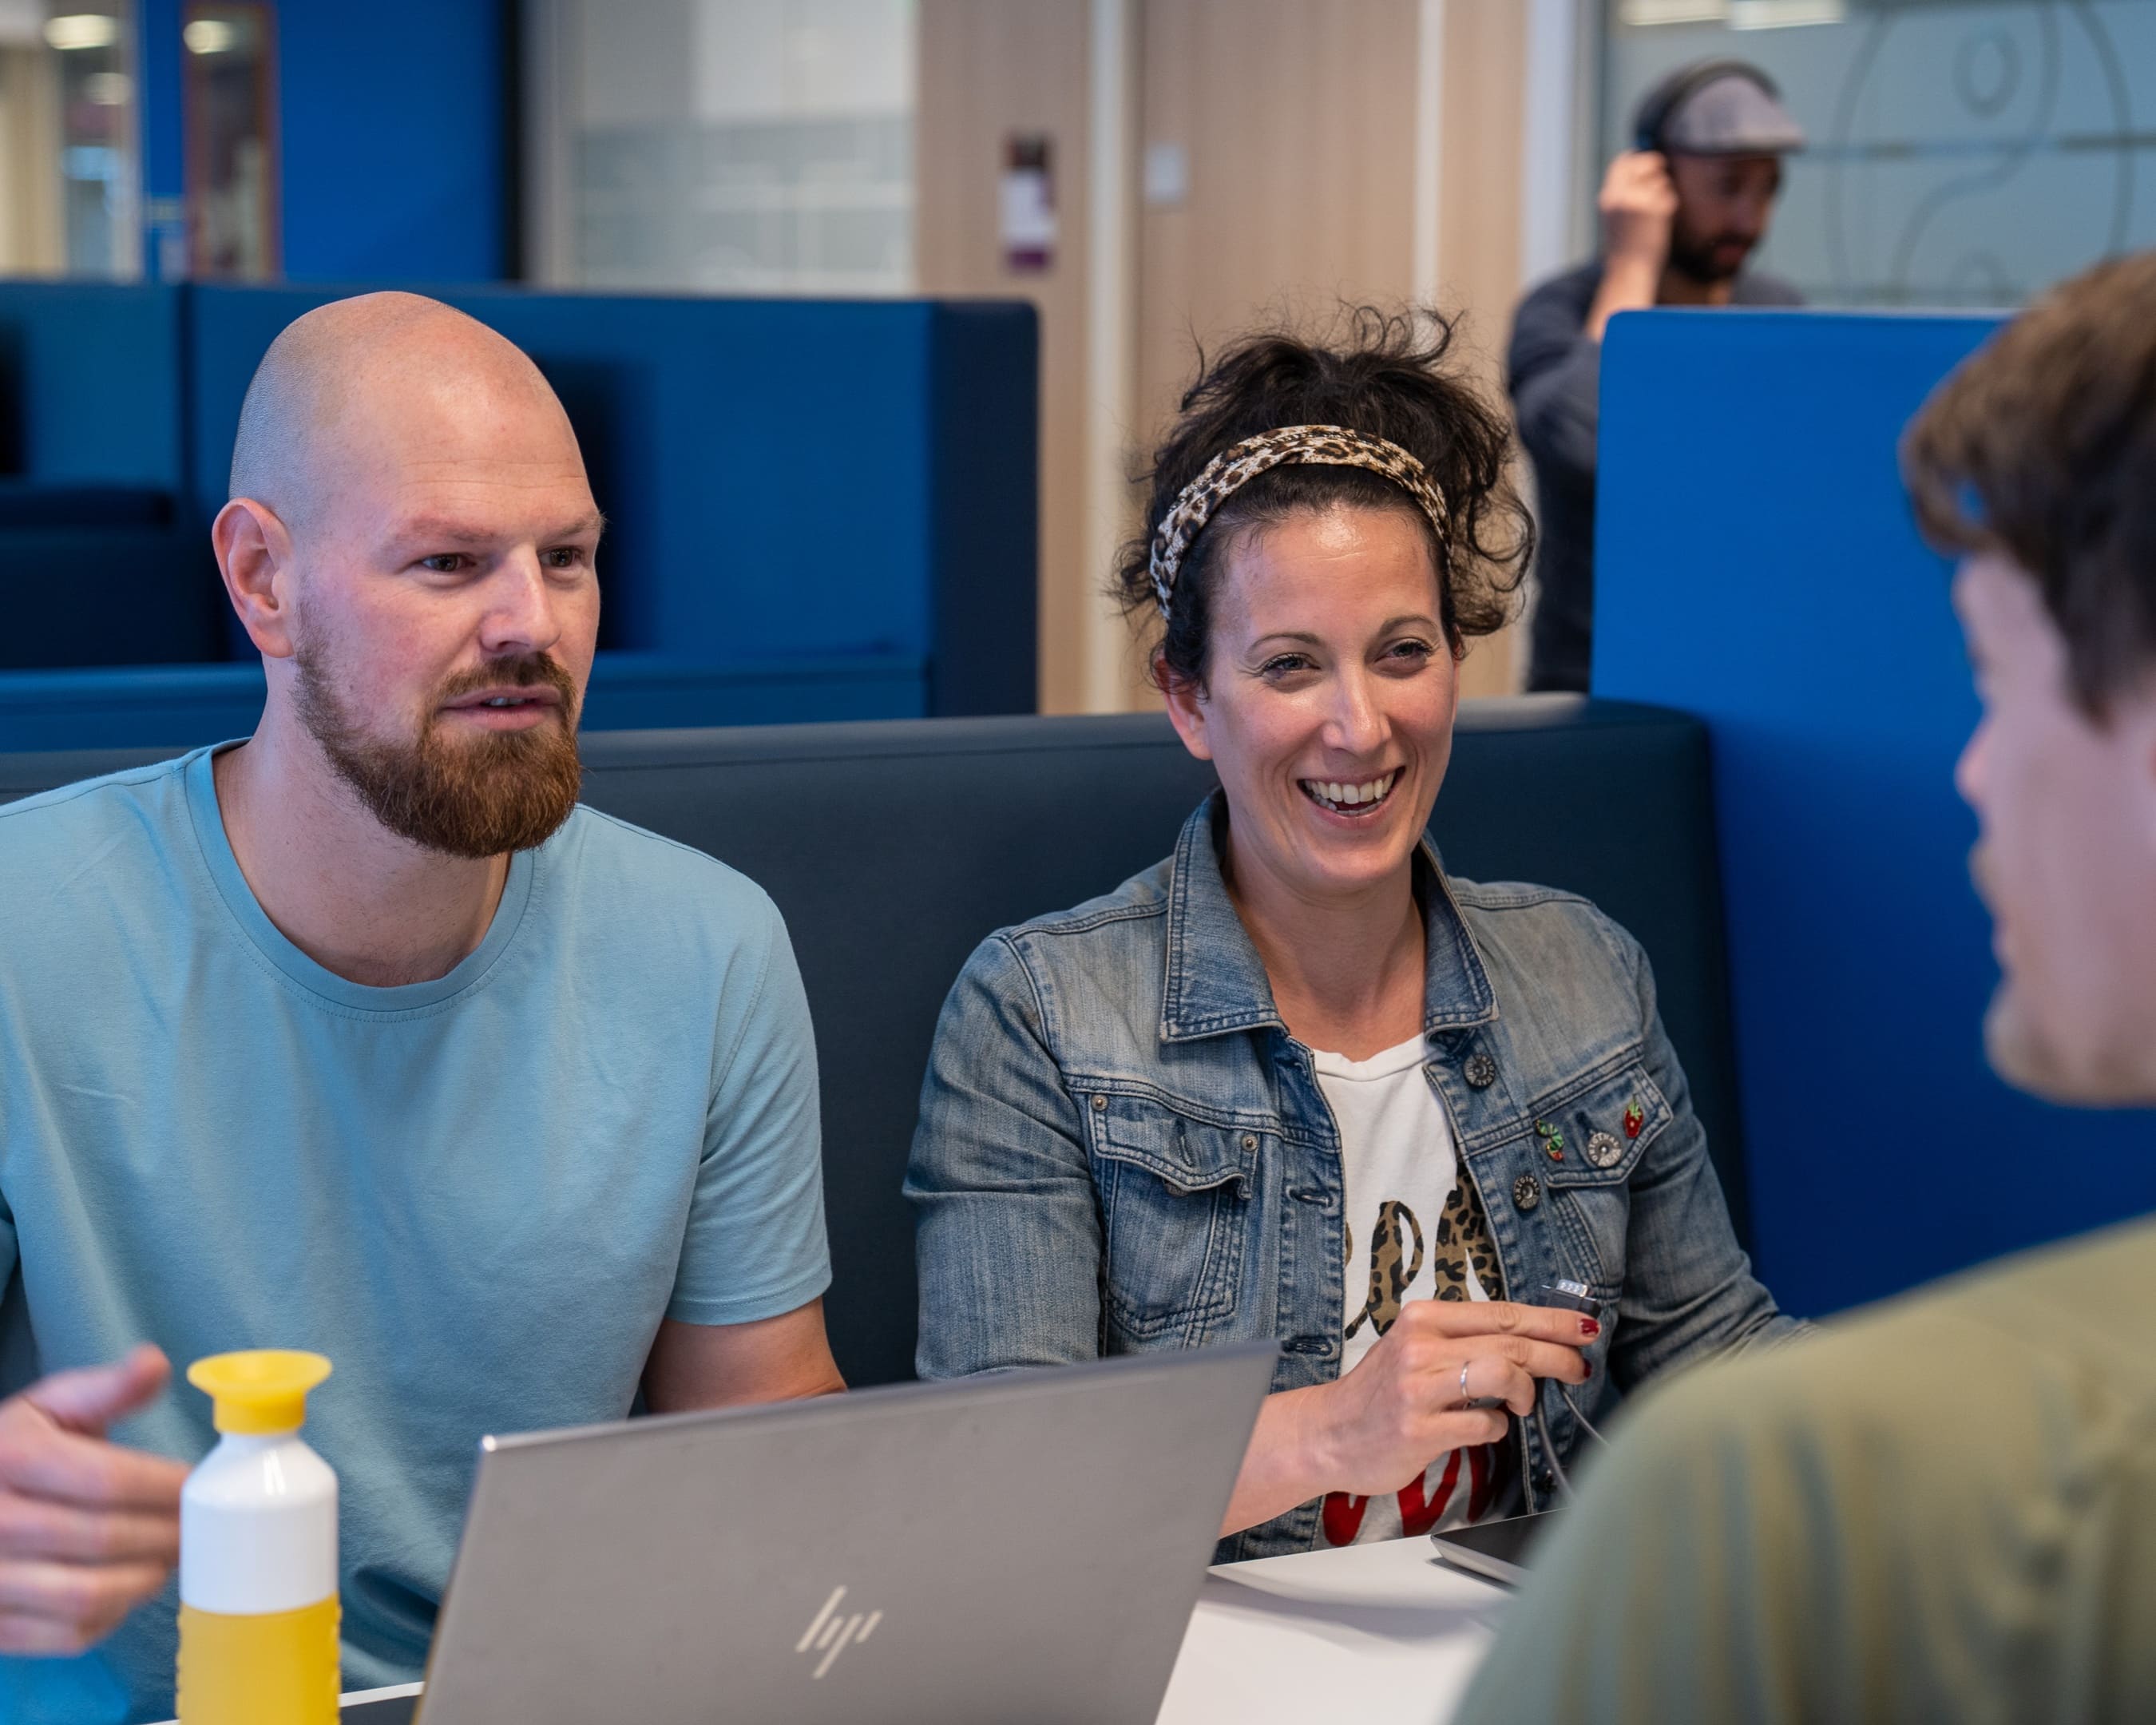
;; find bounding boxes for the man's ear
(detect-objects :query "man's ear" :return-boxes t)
[1159,654,1214,763]
[214,498,299,660]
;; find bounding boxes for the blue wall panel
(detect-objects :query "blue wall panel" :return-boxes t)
[273,2,508,283]
[1594,309,2156,1319]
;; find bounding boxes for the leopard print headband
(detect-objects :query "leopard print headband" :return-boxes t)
[1147,424,1452,619]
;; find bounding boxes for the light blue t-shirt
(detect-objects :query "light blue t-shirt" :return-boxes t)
[0,747,831,1723]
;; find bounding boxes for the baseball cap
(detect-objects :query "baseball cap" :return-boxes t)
[1636,61,1807,157]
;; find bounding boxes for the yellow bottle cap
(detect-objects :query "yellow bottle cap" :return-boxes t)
[186,1351,332,1436]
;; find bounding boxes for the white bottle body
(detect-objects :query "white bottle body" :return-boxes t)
[180,1431,339,1614]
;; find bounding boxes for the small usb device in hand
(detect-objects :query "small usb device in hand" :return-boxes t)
[1536,1278,1603,1317]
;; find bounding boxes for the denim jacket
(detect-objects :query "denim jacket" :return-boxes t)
[907,795,1796,1560]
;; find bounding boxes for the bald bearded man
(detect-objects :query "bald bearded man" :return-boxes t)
[0,294,842,1722]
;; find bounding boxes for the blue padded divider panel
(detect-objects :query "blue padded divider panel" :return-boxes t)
[925,302,1038,716]
[0,283,182,485]
[184,289,1016,696]
[1593,308,2156,1319]
[580,654,927,729]
[0,652,925,754]
[0,665,267,752]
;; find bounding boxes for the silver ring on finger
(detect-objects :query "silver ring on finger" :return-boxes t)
[1457,1359,1472,1407]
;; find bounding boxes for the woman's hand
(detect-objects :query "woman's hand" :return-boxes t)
[1219,1300,1595,1537]
[1310,1300,1595,1496]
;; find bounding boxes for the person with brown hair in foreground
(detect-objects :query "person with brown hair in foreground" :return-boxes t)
[1460,251,2156,1722]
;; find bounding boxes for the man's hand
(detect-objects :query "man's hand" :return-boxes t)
[1599,150,1678,271]
[0,1346,188,1655]
[1588,150,1678,341]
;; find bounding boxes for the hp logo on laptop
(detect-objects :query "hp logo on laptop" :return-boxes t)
[796,1586,883,1679]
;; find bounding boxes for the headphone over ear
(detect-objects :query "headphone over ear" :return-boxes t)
[1631,59,1781,154]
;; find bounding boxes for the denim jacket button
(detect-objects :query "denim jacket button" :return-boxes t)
[1512,1173,1542,1211]
[1240,1133,1258,1152]
[1090,1094,1108,1112]
[1464,1053,1497,1089]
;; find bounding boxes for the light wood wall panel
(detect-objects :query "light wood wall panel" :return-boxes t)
[0,49,63,276]
[1130,0,1528,704]
[1438,0,1529,699]
[918,0,1540,710]
[1135,0,1420,445]
[915,0,1096,714]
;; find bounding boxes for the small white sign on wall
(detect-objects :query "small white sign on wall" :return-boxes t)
[1143,141,1189,208]
[1001,133,1057,272]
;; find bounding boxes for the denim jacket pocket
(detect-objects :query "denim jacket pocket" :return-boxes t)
[1525,1060,1671,1290]
[1083,1092,1253,1343]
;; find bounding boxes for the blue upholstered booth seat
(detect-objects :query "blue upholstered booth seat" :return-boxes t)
[0,483,172,529]
[0,282,184,486]
[0,651,927,753]
[0,697,1741,1386]
[0,284,223,670]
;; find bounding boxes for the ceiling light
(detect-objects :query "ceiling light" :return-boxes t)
[1619,0,1729,22]
[44,13,119,50]
[183,17,236,54]
[1730,0,1845,26]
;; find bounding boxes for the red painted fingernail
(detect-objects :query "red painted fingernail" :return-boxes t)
[1580,1318,1601,1338]
[1583,1358,1594,1378]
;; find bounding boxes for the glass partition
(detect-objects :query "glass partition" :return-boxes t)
[1603,0,2156,306]
[0,2,141,277]
[533,0,916,295]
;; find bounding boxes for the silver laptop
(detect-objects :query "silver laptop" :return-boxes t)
[392,1345,1274,1723]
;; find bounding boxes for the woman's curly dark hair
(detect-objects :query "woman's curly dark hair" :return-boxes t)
[1116,307,1533,689]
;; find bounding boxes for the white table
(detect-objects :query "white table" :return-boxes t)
[183,1535,1508,1723]
[1158,1536,1509,1723]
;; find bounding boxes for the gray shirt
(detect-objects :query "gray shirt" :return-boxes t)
[1506,260,1802,692]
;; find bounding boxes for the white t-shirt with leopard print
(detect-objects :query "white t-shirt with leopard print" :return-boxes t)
[1312,1033,1514,1545]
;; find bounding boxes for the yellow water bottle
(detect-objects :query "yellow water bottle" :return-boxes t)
[176,1351,341,1725]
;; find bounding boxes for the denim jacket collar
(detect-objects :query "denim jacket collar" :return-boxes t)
[1157,791,1497,1045]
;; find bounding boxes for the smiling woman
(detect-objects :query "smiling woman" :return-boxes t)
[906,306,1802,1567]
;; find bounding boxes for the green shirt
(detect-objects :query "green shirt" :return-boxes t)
[1460,1217,2156,1724]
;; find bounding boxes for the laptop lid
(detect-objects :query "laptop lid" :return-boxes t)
[1428,1507,1563,1588]
[416,1344,1278,1724]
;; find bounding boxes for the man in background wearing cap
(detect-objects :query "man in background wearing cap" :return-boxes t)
[1507,60,1806,692]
